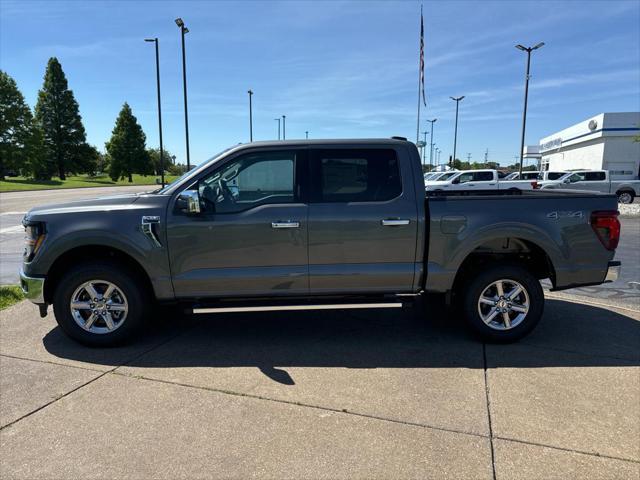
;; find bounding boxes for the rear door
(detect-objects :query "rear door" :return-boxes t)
[307,146,418,293]
[564,171,609,192]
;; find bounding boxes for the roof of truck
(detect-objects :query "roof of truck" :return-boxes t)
[236,138,413,147]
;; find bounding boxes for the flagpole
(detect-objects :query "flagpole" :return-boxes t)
[416,5,423,144]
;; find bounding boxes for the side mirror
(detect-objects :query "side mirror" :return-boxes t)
[452,177,460,184]
[176,190,201,214]
[563,178,571,184]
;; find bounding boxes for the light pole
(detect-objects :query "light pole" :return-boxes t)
[282,115,286,139]
[421,131,428,167]
[247,90,253,142]
[450,96,464,165]
[144,37,165,187]
[175,17,191,170]
[426,118,436,167]
[274,118,280,140]
[305,131,309,139]
[516,42,544,175]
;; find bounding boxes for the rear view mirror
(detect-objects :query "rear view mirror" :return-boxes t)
[176,190,201,214]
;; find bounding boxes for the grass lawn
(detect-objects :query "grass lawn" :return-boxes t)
[0,286,24,310]
[0,174,179,192]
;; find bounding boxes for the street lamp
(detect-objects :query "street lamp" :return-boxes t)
[450,96,464,165]
[516,42,544,175]
[426,118,436,166]
[274,118,281,140]
[305,131,309,139]
[247,90,253,142]
[282,115,286,140]
[175,17,191,170]
[144,38,164,187]
[421,130,429,167]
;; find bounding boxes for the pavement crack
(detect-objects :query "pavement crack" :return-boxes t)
[0,353,105,373]
[0,368,112,432]
[483,342,497,480]
[0,321,198,432]
[110,370,490,441]
[494,435,640,465]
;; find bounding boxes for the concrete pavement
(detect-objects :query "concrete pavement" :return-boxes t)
[1,296,638,479]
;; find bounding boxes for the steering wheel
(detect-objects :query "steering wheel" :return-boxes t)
[218,179,236,204]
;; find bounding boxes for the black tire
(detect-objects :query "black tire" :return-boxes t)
[52,261,149,347]
[461,263,544,343]
[616,190,635,204]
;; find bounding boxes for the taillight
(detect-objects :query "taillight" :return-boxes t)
[590,211,620,251]
[531,180,539,189]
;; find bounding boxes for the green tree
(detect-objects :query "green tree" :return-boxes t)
[26,122,49,180]
[34,57,88,180]
[0,70,34,180]
[106,103,152,182]
[147,147,174,176]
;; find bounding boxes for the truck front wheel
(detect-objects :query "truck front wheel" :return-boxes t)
[461,264,544,343]
[52,261,149,347]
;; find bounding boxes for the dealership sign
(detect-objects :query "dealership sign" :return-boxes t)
[541,137,562,151]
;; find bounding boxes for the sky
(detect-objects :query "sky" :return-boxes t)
[1,0,639,167]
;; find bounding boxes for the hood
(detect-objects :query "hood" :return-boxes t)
[24,193,142,220]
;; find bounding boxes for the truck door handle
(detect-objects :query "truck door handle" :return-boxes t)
[381,219,410,226]
[272,221,300,229]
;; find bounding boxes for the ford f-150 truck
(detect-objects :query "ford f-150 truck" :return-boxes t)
[538,170,640,204]
[20,139,621,346]
[424,169,538,191]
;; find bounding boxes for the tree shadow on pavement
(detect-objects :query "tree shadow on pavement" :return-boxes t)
[43,299,639,380]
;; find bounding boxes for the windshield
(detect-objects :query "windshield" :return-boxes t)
[154,146,236,194]
[437,171,458,181]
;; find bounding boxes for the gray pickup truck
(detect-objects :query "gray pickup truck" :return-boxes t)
[20,139,621,346]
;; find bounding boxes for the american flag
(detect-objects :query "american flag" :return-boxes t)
[420,7,426,106]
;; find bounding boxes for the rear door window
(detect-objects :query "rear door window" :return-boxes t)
[585,171,606,181]
[473,171,494,182]
[310,149,402,203]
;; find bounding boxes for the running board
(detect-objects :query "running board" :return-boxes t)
[192,302,404,314]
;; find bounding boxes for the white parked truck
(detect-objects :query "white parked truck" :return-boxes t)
[425,169,537,191]
[539,170,640,204]
[505,171,568,181]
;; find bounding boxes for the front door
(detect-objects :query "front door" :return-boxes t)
[167,149,308,298]
[307,147,418,294]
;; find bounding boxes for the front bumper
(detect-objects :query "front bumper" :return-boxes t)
[19,268,45,304]
[605,261,621,283]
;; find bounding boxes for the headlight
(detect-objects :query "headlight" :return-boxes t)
[23,221,46,262]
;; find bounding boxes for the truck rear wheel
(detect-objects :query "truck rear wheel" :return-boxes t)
[461,264,544,343]
[616,190,634,204]
[52,261,149,346]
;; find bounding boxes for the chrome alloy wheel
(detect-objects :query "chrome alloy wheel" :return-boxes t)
[70,280,129,334]
[618,192,633,204]
[477,279,529,331]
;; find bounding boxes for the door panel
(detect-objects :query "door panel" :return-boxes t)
[167,149,308,298]
[307,148,418,293]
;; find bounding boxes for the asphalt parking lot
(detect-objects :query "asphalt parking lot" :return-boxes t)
[1,295,639,479]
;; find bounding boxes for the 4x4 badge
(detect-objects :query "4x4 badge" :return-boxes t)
[547,211,583,219]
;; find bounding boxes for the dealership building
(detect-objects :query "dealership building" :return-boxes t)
[539,112,640,179]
